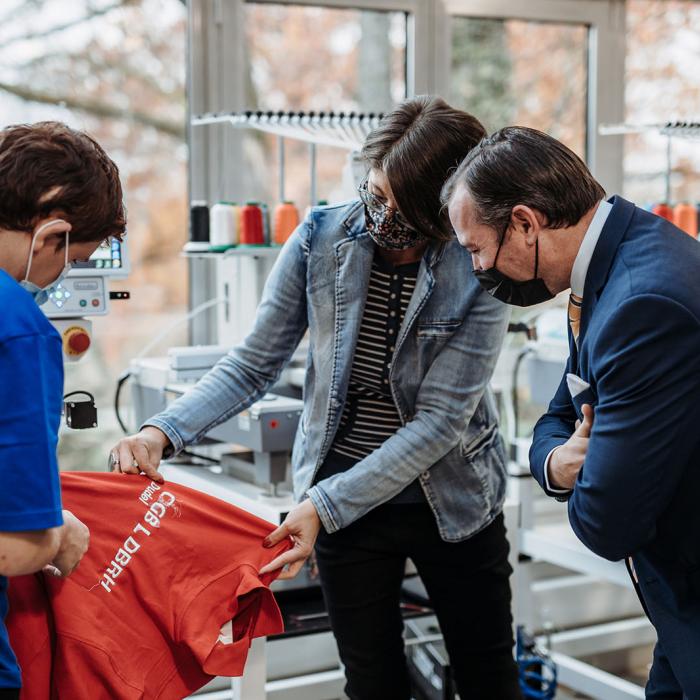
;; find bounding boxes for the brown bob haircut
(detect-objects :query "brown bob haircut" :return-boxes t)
[0,121,126,244]
[361,96,486,242]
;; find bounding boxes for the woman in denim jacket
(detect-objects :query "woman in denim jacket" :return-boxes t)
[112,97,520,700]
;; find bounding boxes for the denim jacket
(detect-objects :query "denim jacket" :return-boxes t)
[147,201,511,542]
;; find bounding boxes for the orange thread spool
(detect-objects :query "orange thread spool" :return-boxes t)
[652,203,674,222]
[239,202,265,245]
[273,202,300,245]
[673,202,698,238]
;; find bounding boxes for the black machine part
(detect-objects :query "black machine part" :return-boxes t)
[63,390,98,430]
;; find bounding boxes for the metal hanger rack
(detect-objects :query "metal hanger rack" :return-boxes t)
[192,109,385,205]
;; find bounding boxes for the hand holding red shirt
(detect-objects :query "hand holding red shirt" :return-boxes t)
[7,472,291,700]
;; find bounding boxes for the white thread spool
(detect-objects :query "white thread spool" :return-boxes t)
[209,202,238,248]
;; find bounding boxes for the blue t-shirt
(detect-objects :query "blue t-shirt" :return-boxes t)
[0,270,64,688]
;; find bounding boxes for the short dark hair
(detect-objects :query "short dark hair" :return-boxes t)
[441,126,605,233]
[361,96,486,241]
[0,121,126,244]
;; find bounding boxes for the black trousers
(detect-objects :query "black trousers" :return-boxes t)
[0,690,19,700]
[314,502,522,700]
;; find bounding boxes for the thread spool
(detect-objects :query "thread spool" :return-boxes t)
[189,201,209,242]
[239,202,265,246]
[673,202,698,238]
[260,202,271,245]
[652,203,674,222]
[209,202,238,250]
[273,201,300,245]
[183,201,211,253]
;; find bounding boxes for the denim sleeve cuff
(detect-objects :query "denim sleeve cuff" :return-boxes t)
[306,485,340,534]
[141,418,185,457]
[544,446,573,499]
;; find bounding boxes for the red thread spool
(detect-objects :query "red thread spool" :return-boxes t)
[673,202,698,238]
[652,203,674,222]
[273,201,300,245]
[239,202,265,245]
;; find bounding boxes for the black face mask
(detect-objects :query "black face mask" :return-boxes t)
[474,234,554,307]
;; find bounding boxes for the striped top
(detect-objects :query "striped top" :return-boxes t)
[331,254,419,461]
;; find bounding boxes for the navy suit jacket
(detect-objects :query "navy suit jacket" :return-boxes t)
[530,197,700,692]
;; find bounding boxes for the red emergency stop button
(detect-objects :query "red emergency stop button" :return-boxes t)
[69,332,91,353]
[63,327,91,356]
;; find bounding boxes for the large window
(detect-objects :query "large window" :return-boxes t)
[450,16,589,158]
[0,0,188,469]
[242,3,408,209]
[623,0,700,205]
[245,3,407,113]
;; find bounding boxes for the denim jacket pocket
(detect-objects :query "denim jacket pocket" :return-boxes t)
[435,443,491,521]
[416,319,462,339]
[459,422,498,459]
[460,429,507,507]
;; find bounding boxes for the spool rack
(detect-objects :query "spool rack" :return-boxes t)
[600,120,700,203]
[191,110,385,205]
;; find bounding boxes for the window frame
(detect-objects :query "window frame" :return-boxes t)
[442,0,626,195]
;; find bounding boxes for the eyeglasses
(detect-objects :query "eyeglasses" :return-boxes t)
[358,178,416,232]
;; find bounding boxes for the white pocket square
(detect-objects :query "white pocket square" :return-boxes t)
[566,373,591,399]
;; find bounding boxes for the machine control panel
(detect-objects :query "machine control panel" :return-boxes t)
[42,236,129,321]
[44,277,107,318]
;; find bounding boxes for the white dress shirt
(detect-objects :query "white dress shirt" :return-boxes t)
[544,199,612,493]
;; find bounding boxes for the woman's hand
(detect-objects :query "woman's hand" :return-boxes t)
[109,427,170,483]
[260,499,322,580]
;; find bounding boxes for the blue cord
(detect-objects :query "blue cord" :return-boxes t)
[517,626,558,699]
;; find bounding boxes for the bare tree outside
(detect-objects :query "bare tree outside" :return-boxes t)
[358,12,394,113]
[624,0,700,204]
[450,16,587,156]
[243,4,407,209]
[451,18,514,134]
[0,0,188,470]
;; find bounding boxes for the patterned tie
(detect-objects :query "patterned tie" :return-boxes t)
[568,293,583,345]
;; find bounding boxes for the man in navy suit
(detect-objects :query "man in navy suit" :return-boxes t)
[443,126,700,699]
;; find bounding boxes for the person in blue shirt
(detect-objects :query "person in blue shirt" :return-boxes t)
[0,121,126,699]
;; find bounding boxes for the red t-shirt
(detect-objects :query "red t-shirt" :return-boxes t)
[7,472,290,699]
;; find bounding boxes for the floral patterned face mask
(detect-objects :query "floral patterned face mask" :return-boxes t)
[358,178,426,250]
